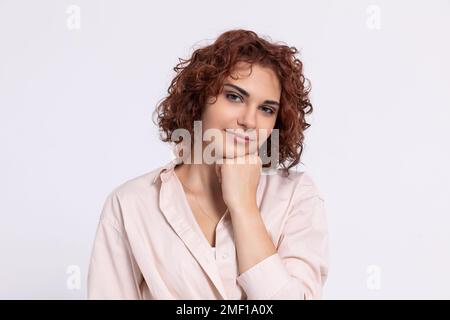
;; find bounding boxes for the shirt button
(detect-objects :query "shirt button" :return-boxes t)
[222,253,228,259]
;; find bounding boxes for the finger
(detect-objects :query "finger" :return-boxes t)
[215,163,222,183]
[247,153,259,164]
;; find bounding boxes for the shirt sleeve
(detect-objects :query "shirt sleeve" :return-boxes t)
[236,186,329,300]
[87,191,144,299]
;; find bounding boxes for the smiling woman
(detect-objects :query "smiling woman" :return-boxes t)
[153,29,313,173]
[197,61,282,161]
[87,29,329,300]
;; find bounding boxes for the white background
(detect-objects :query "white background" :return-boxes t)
[1,0,449,299]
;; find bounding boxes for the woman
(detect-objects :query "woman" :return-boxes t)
[87,29,329,300]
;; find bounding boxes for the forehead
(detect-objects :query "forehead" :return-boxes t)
[225,62,281,100]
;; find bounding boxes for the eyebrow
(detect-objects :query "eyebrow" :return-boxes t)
[223,83,280,108]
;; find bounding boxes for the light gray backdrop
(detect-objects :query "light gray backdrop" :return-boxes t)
[1,0,449,299]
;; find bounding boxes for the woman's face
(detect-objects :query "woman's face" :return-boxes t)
[200,62,281,161]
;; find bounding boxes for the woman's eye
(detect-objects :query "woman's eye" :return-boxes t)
[225,93,242,103]
[260,106,275,114]
[226,92,275,115]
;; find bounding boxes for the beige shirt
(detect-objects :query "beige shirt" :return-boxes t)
[87,158,329,300]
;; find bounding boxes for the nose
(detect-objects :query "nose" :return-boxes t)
[237,105,257,130]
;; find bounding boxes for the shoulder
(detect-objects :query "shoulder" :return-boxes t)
[101,159,172,212]
[97,164,168,225]
[108,166,166,201]
[263,167,325,202]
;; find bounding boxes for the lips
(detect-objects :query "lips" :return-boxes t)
[224,129,255,142]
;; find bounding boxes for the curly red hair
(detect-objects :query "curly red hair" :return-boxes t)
[152,29,313,176]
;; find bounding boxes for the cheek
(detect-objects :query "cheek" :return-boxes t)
[257,125,274,142]
[202,100,233,125]
[201,109,220,130]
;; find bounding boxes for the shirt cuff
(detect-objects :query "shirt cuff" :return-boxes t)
[236,253,292,300]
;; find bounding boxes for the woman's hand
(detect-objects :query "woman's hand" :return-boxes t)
[216,153,277,275]
[215,152,262,215]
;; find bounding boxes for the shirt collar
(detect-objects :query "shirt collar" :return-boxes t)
[154,156,268,299]
[152,157,183,185]
[152,157,276,185]
[156,158,229,299]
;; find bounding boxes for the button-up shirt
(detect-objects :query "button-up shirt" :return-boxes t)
[87,158,329,299]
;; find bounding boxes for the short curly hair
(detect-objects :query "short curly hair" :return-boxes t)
[152,29,313,175]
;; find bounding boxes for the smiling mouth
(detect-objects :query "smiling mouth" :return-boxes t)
[224,129,255,143]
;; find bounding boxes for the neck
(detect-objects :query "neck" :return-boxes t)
[175,161,222,198]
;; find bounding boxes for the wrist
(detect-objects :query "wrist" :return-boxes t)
[229,203,260,219]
